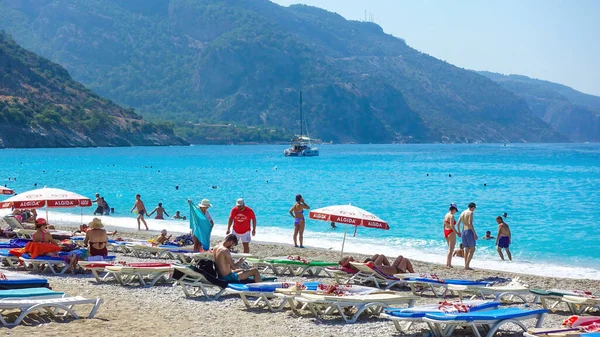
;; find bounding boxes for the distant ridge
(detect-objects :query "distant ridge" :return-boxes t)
[0,0,567,143]
[479,71,600,142]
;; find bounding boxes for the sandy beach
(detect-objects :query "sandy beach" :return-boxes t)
[1,221,599,337]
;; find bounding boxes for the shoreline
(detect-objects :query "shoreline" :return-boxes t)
[1,222,599,336]
[49,219,600,282]
[4,212,600,281]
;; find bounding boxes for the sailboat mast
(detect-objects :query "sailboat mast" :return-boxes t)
[300,90,303,137]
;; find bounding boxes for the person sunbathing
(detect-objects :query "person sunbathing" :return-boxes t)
[83,218,109,258]
[213,234,262,282]
[365,254,415,275]
[154,229,172,245]
[31,218,59,245]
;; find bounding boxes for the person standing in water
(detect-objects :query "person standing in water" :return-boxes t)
[457,202,478,270]
[149,203,169,219]
[495,216,512,261]
[130,194,149,230]
[289,194,310,248]
[443,203,460,268]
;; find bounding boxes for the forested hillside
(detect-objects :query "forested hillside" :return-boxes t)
[0,0,566,143]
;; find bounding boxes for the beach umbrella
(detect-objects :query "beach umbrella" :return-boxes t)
[0,187,92,222]
[0,186,14,195]
[309,205,389,258]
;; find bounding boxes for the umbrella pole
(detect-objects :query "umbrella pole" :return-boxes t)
[340,224,348,260]
[46,208,48,222]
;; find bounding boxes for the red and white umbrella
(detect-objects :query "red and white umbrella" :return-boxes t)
[0,187,92,209]
[0,186,14,195]
[309,205,389,257]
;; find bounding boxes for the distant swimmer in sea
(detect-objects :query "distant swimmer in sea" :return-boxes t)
[502,212,508,218]
[330,222,337,229]
[443,203,460,268]
[173,211,187,220]
[457,202,478,270]
[483,231,495,240]
[130,194,149,230]
[92,193,104,216]
[453,243,465,258]
[495,216,512,261]
[289,194,310,248]
[149,203,169,220]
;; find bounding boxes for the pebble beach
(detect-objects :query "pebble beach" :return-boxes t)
[1,221,598,337]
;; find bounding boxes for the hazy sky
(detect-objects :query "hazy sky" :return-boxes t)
[271,0,600,96]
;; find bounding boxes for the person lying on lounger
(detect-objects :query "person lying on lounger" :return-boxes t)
[365,254,415,275]
[339,254,415,275]
[213,234,262,283]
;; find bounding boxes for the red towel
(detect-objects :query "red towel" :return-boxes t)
[23,242,62,259]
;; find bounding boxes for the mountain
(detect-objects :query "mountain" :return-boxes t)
[479,71,600,142]
[0,31,187,148]
[0,0,565,143]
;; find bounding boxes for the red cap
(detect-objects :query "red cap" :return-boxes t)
[35,218,47,225]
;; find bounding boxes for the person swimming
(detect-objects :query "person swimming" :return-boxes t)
[149,203,169,220]
[483,231,495,240]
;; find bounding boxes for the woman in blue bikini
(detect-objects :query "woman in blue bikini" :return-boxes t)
[289,194,310,248]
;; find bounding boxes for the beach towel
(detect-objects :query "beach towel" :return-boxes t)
[189,201,213,251]
[13,242,62,259]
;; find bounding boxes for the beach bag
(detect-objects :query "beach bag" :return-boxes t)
[196,258,217,278]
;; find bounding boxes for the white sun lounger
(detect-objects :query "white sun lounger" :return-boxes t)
[422,308,547,337]
[125,244,171,259]
[171,265,227,299]
[104,265,172,287]
[0,296,103,326]
[380,300,501,333]
[78,261,116,282]
[19,255,70,275]
[295,292,417,323]
[561,295,600,314]
[530,289,600,313]
[448,283,531,303]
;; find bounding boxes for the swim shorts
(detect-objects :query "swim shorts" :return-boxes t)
[498,236,511,248]
[221,272,239,282]
[461,229,476,248]
[232,229,251,243]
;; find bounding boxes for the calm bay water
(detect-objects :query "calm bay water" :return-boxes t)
[1,144,599,279]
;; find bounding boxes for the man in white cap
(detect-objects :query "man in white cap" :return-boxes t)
[227,198,256,253]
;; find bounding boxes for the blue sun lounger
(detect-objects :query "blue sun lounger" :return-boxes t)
[228,282,321,312]
[406,277,490,297]
[380,300,501,333]
[0,273,48,290]
[0,287,64,299]
[422,307,547,337]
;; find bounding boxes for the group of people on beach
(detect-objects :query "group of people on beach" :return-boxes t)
[443,202,513,270]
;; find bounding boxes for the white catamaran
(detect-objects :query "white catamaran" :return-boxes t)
[284,91,319,157]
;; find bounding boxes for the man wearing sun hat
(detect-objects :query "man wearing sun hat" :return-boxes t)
[227,198,256,254]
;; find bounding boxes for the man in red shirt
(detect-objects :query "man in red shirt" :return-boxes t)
[227,198,256,253]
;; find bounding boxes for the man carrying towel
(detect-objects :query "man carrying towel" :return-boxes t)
[227,198,256,254]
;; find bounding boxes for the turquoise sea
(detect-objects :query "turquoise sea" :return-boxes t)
[1,144,599,279]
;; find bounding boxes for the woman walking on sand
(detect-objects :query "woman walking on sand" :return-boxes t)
[444,203,460,268]
[289,194,310,248]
